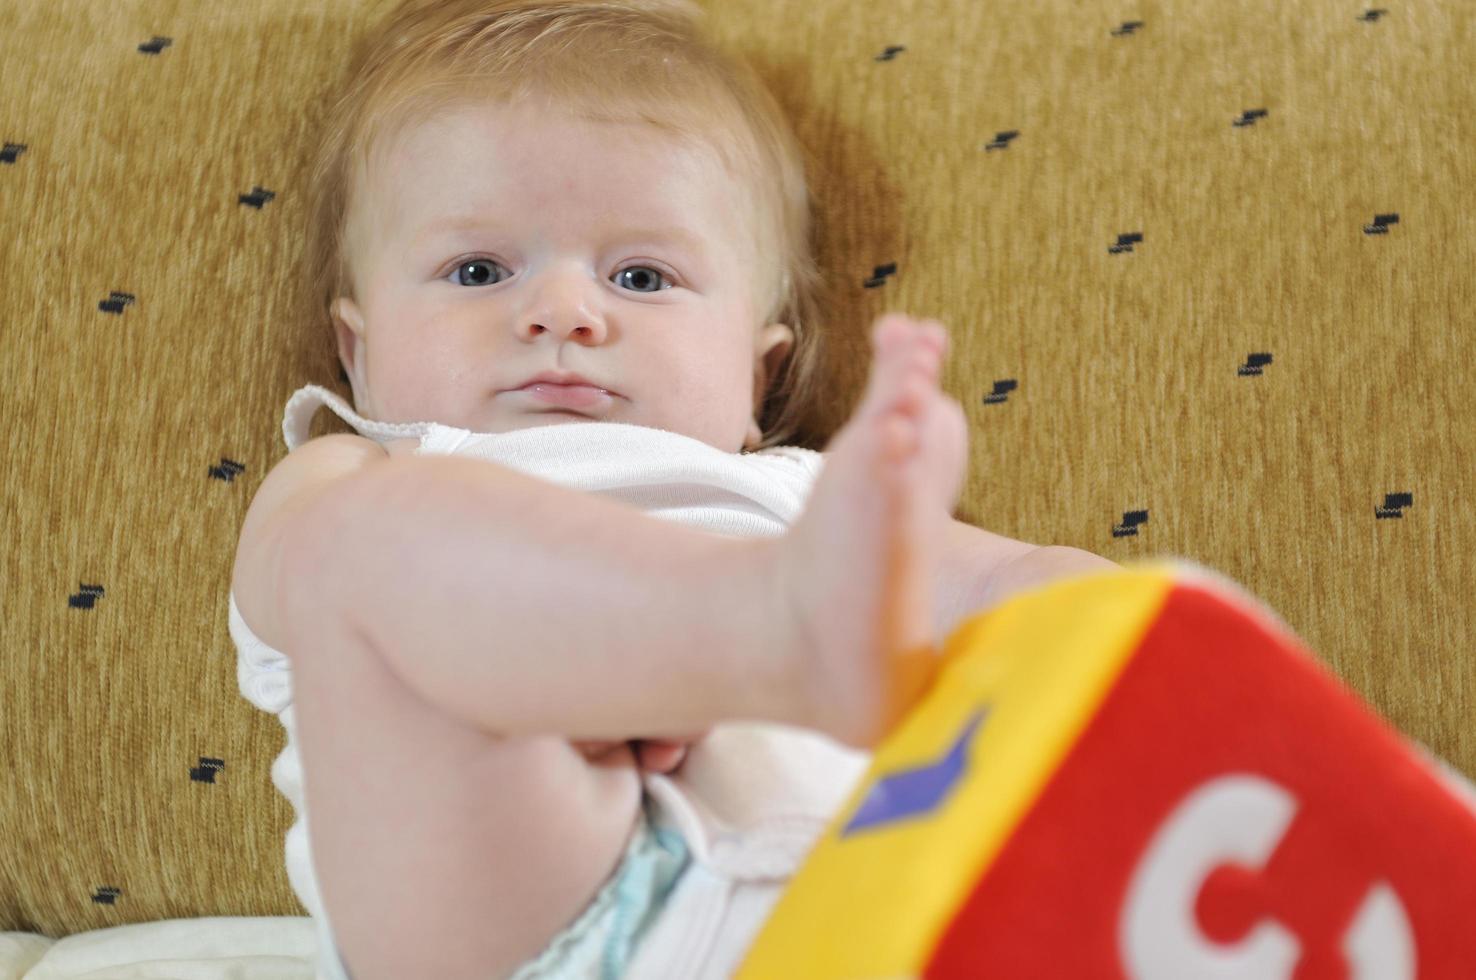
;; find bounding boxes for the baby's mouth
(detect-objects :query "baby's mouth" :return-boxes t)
[508,382,617,412]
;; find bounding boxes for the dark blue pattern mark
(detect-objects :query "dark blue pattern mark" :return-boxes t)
[1112,21,1145,36]
[98,291,135,314]
[1,142,26,164]
[91,887,122,905]
[68,584,106,609]
[874,45,906,62]
[983,379,1018,405]
[209,458,245,482]
[137,36,172,54]
[238,186,276,209]
[1358,9,1390,22]
[863,262,897,288]
[984,130,1020,151]
[1109,232,1144,254]
[1364,213,1399,235]
[1376,492,1413,519]
[841,707,991,837]
[1233,108,1270,128]
[190,757,226,784]
[1113,510,1150,538]
[1238,352,1274,376]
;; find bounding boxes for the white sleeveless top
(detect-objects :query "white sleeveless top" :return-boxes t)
[230,385,872,979]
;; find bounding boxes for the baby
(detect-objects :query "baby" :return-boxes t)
[230,1,1117,977]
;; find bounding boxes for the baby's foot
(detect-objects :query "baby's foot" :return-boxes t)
[778,314,968,748]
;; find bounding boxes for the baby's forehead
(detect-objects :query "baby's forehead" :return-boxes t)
[366,100,741,181]
[356,105,762,235]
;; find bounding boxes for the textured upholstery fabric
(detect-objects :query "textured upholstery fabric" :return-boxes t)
[2,0,1471,937]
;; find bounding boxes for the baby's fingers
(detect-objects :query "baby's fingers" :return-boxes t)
[570,739,624,761]
[634,740,688,773]
[635,731,710,773]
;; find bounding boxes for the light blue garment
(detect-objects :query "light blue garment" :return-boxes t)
[508,792,692,980]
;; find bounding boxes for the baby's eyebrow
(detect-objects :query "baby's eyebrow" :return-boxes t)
[412,217,710,259]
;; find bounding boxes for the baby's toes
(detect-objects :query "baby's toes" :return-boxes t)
[920,320,949,354]
[871,313,915,350]
[899,371,934,419]
[921,393,969,510]
[907,341,943,386]
[861,330,923,413]
[895,342,944,412]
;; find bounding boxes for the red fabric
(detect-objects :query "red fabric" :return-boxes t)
[925,583,1476,978]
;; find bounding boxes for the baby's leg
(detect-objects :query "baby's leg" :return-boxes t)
[279,479,801,978]
[781,313,969,746]
[281,313,965,979]
[288,609,646,980]
[284,608,643,974]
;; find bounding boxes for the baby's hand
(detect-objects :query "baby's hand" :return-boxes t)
[632,735,702,774]
[571,732,709,774]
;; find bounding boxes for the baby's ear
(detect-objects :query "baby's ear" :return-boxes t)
[745,323,793,452]
[331,297,368,403]
[752,322,795,401]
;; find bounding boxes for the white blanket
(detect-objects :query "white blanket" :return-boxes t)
[0,918,315,979]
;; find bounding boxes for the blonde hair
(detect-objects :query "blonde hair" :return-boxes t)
[302,0,832,450]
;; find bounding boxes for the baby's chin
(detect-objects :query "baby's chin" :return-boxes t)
[515,409,604,425]
[479,409,608,433]
[485,410,742,454]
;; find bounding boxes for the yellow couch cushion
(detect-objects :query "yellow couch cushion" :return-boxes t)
[1,0,1470,935]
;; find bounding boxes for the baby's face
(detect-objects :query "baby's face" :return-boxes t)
[332,99,793,453]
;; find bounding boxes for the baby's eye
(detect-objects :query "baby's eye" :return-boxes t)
[450,259,506,287]
[613,265,673,293]
[447,258,673,292]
